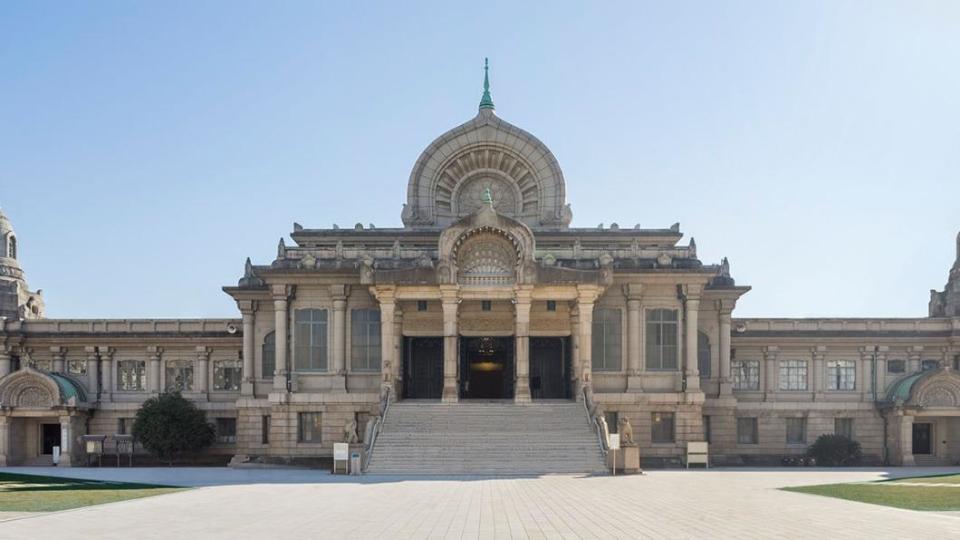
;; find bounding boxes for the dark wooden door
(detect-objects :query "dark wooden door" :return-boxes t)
[403,337,443,399]
[41,423,61,455]
[530,337,569,399]
[912,423,932,455]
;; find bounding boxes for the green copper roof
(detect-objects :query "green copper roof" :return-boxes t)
[49,373,87,403]
[886,371,926,402]
[479,57,494,110]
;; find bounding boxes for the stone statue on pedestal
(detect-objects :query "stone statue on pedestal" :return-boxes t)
[343,419,359,444]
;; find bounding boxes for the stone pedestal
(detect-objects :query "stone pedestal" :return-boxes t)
[606,446,641,474]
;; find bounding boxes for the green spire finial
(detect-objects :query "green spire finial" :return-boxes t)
[482,187,493,206]
[479,57,494,110]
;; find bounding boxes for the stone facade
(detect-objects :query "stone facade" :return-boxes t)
[1,70,958,468]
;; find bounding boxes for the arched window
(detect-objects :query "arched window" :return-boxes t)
[262,332,276,379]
[7,236,15,260]
[698,331,711,378]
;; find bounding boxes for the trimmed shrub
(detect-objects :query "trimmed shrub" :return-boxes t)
[806,434,862,466]
[133,391,215,464]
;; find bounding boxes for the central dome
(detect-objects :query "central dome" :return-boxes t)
[401,63,571,230]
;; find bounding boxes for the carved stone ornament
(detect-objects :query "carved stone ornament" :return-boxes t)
[618,417,636,446]
[456,231,518,286]
[343,419,359,444]
[656,253,673,267]
[0,369,64,409]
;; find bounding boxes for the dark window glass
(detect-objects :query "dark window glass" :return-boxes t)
[786,418,806,445]
[298,412,321,443]
[886,359,905,374]
[546,300,557,312]
[294,309,328,371]
[592,308,622,371]
[835,418,854,439]
[645,309,678,370]
[651,412,675,443]
[921,359,939,371]
[417,300,428,312]
[698,332,711,378]
[481,300,492,312]
[350,309,381,372]
[262,332,276,378]
[737,417,758,444]
[216,418,237,444]
[261,415,271,444]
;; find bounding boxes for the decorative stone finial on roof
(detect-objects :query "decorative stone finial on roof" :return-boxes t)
[482,186,493,207]
[277,238,287,260]
[719,257,730,277]
[479,58,495,111]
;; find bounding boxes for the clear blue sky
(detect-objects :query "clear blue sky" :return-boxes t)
[1,1,957,319]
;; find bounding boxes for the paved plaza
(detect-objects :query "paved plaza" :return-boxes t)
[0,467,959,539]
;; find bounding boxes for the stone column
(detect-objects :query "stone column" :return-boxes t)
[0,347,12,378]
[330,284,348,392]
[908,346,923,373]
[50,346,66,373]
[238,302,256,395]
[58,416,74,467]
[876,346,888,394]
[373,287,397,393]
[718,306,733,395]
[85,346,99,397]
[98,347,113,402]
[393,308,403,387]
[440,286,460,403]
[570,306,581,400]
[811,346,826,401]
[147,346,162,394]
[0,416,10,466]
[576,287,598,399]
[763,346,778,401]
[625,284,643,392]
[196,346,210,398]
[514,287,533,403]
[683,286,702,392]
[272,285,290,391]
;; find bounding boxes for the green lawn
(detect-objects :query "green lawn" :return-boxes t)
[783,474,960,511]
[0,472,186,512]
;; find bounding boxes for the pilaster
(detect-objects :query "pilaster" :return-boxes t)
[329,284,349,392]
[85,346,99,397]
[624,284,643,392]
[371,286,397,396]
[717,302,733,395]
[0,346,10,378]
[908,345,923,373]
[763,346,779,402]
[811,345,826,401]
[98,346,113,402]
[575,285,600,398]
[514,286,533,403]
[683,285,702,392]
[196,346,210,400]
[272,284,292,392]
[440,286,460,402]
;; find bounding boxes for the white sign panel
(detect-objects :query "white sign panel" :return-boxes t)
[333,443,349,461]
[609,434,621,450]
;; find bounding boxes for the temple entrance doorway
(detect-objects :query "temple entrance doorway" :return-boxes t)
[460,336,514,399]
[41,423,61,456]
[530,337,570,400]
[913,423,933,455]
[402,337,443,399]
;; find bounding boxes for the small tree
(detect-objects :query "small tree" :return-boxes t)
[806,434,862,466]
[133,391,215,465]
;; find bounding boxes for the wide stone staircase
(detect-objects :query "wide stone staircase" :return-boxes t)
[367,401,606,475]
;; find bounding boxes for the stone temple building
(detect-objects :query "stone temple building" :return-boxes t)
[1,65,959,470]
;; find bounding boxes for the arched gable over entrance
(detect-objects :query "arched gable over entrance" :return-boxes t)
[0,368,87,409]
[437,204,537,286]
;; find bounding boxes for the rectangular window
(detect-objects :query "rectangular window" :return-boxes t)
[835,417,854,439]
[118,360,146,391]
[298,412,322,443]
[592,308,622,371]
[778,360,808,391]
[262,332,276,379]
[921,359,939,371]
[481,300,492,311]
[294,309,328,371]
[786,418,806,445]
[732,360,760,390]
[261,415,271,444]
[417,300,428,312]
[68,358,87,376]
[350,309,381,372]
[215,418,237,444]
[886,359,906,374]
[645,309,678,370]
[651,412,675,443]
[827,360,856,391]
[737,417,758,444]
[29,357,52,371]
[165,360,194,392]
[546,300,557,312]
[117,417,135,435]
[213,359,242,391]
[604,411,619,435]
[703,415,711,443]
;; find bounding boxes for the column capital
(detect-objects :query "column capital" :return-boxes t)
[811,345,827,359]
[369,285,397,304]
[329,284,350,300]
[85,346,99,360]
[682,283,704,300]
[439,285,461,304]
[271,283,294,299]
[49,346,66,357]
[236,299,259,314]
[97,346,114,359]
[147,346,163,358]
[763,346,779,360]
[622,283,643,300]
[576,285,601,304]
[195,346,211,359]
[714,298,736,315]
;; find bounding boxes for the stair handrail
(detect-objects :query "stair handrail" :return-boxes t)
[362,384,392,472]
[581,385,609,458]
